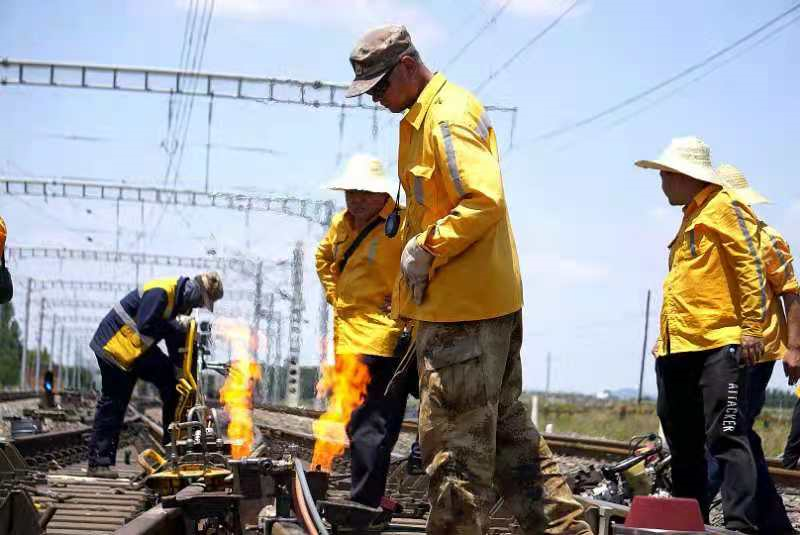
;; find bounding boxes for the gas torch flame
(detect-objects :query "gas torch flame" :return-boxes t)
[216,317,262,459]
[311,353,371,472]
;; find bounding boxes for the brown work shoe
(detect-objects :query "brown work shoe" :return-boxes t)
[87,466,119,479]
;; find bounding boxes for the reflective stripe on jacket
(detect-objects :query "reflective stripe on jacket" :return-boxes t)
[394,73,522,322]
[757,223,799,363]
[315,199,404,357]
[658,185,766,356]
[90,277,187,371]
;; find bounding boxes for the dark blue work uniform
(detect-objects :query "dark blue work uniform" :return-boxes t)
[87,277,189,468]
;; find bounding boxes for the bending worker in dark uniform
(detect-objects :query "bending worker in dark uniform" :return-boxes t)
[87,272,223,478]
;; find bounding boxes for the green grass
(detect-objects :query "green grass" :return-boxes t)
[531,399,792,458]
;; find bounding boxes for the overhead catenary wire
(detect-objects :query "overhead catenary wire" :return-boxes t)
[548,10,800,155]
[445,0,514,69]
[170,0,216,187]
[475,0,581,93]
[526,1,800,145]
[150,0,216,242]
[163,0,201,171]
[34,130,286,155]
[599,11,800,134]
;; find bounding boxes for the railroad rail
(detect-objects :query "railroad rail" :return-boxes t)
[0,390,40,402]
[253,403,800,486]
[2,400,793,534]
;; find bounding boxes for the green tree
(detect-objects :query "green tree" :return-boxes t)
[0,301,23,386]
[765,387,796,409]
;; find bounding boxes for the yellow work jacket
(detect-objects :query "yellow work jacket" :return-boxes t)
[756,222,799,363]
[91,277,184,370]
[394,73,522,322]
[315,199,404,357]
[657,185,766,356]
[0,216,6,252]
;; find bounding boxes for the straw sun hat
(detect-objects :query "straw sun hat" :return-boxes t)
[635,136,723,186]
[717,163,770,205]
[325,154,394,195]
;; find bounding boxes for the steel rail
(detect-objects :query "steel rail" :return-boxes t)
[254,404,800,486]
[0,390,40,402]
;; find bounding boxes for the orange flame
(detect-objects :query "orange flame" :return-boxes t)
[216,318,262,459]
[311,354,371,472]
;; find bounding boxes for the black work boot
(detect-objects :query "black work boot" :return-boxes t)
[87,465,119,479]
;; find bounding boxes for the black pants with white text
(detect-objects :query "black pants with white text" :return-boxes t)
[656,345,758,533]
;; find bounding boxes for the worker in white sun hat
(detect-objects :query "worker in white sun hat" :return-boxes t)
[315,154,414,521]
[636,137,763,532]
[704,163,798,534]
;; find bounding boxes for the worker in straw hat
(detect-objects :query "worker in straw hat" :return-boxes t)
[87,272,223,479]
[315,154,415,524]
[703,163,798,533]
[636,137,765,532]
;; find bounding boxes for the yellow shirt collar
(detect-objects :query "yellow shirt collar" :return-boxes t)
[403,72,447,130]
[683,184,720,218]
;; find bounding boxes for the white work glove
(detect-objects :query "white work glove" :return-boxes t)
[175,315,192,331]
[400,235,434,305]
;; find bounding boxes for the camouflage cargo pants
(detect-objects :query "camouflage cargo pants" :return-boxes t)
[417,310,592,535]
[539,438,594,534]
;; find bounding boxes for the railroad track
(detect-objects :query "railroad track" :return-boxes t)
[6,400,791,534]
[0,390,40,402]
[1,402,163,535]
[253,403,800,486]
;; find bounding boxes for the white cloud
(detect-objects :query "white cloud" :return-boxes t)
[200,0,444,45]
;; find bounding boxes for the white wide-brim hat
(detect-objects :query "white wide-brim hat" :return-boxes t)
[635,136,722,186]
[717,163,770,205]
[325,153,394,195]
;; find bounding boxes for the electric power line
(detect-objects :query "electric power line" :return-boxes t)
[445,0,514,69]
[527,1,800,144]
[170,0,216,187]
[600,11,800,134]
[153,0,216,242]
[475,0,581,93]
[547,10,800,155]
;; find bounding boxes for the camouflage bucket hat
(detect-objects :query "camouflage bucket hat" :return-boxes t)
[195,271,223,312]
[346,24,417,98]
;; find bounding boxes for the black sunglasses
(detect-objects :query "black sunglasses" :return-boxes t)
[368,61,400,100]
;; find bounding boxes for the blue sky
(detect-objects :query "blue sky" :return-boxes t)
[1,0,798,396]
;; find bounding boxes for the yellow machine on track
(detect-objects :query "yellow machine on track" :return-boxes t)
[138,318,232,496]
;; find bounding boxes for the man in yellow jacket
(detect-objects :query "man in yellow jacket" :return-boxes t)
[0,216,11,304]
[87,272,223,478]
[315,154,410,510]
[702,164,798,533]
[636,137,763,532]
[345,25,591,535]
